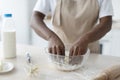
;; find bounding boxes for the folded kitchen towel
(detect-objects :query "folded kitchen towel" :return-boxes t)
[93,64,120,80]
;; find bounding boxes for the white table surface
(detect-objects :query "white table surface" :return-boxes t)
[0,44,120,80]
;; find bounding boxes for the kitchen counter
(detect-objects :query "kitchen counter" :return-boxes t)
[0,44,120,80]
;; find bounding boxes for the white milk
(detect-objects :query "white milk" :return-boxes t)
[2,30,16,58]
[1,13,16,59]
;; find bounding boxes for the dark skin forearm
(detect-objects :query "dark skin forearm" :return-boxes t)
[31,11,65,55]
[31,11,112,56]
[80,16,112,44]
[70,16,112,56]
[30,11,56,40]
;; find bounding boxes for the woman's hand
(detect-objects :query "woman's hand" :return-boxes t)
[48,35,65,55]
[69,38,88,56]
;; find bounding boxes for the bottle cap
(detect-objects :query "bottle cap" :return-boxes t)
[4,14,12,17]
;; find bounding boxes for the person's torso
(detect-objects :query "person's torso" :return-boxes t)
[52,0,100,53]
[50,0,102,16]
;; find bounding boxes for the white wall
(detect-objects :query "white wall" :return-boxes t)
[112,0,120,20]
[28,0,37,44]
[0,0,30,44]
[0,13,2,40]
[100,0,120,56]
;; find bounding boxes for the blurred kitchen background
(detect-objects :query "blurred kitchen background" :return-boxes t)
[0,0,120,57]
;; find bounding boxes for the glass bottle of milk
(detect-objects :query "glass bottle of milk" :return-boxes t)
[1,13,16,59]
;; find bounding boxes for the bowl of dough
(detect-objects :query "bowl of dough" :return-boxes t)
[46,48,90,71]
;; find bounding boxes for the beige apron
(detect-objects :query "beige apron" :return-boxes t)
[52,0,100,53]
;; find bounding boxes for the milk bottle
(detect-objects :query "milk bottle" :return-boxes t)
[1,13,16,58]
